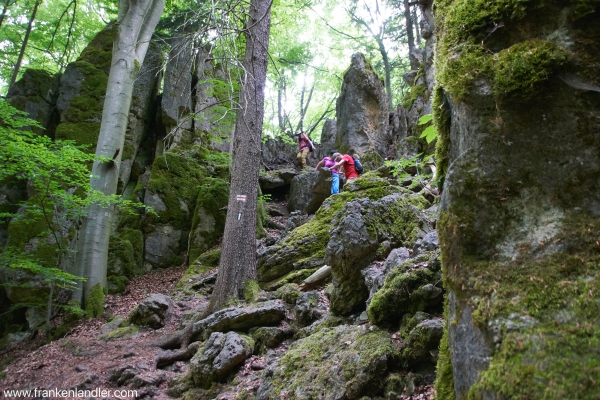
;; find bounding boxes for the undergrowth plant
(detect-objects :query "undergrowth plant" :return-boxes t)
[0,99,149,329]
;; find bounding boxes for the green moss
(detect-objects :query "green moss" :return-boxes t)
[84,283,105,319]
[107,235,135,277]
[493,40,570,98]
[433,86,451,186]
[402,83,427,110]
[78,23,115,68]
[177,249,221,290]
[188,177,229,263]
[107,275,129,294]
[145,152,207,231]
[6,198,60,268]
[258,173,408,283]
[360,151,384,172]
[435,294,456,400]
[367,252,441,328]
[272,325,397,398]
[98,325,139,341]
[55,122,101,148]
[274,283,302,304]
[435,0,571,102]
[243,280,260,302]
[440,210,600,399]
[118,229,144,271]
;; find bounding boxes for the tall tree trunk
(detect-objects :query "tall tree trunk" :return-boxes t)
[8,0,40,92]
[211,0,271,311]
[277,78,286,132]
[403,0,419,70]
[375,37,392,108]
[73,0,165,306]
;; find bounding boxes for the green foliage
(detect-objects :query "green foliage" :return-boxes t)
[384,153,435,190]
[0,0,115,93]
[0,99,146,326]
[418,114,438,144]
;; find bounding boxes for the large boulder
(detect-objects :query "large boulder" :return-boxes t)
[7,69,61,136]
[325,191,432,315]
[118,43,163,192]
[335,53,389,157]
[129,294,174,328]
[161,36,194,150]
[319,118,337,156]
[367,252,442,328]
[192,300,286,340]
[257,173,406,288]
[194,46,235,151]
[434,2,600,399]
[288,168,334,214]
[55,23,114,147]
[187,177,229,264]
[256,325,398,399]
[189,331,254,389]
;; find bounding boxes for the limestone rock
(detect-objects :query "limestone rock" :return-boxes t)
[319,118,337,156]
[258,173,414,288]
[119,43,162,192]
[190,332,254,388]
[194,46,235,151]
[363,247,412,306]
[288,168,333,214]
[7,69,60,135]
[294,291,324,326]
[401,318,444,368]
[367,252,442,328]
[192,300,286,340]
[129,294,174,328]
[335,53,389,157]
[326,193,431,315]
[256,325,397,399]
[251,325,293,354]
[161,36,194,150]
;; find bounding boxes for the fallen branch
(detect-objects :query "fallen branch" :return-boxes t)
[299,264,331,291]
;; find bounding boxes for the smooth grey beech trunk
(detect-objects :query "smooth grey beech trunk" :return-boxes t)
[211,0,272,310]
[73,0,165,305]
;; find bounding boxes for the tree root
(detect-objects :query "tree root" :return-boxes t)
[155,341,201,369]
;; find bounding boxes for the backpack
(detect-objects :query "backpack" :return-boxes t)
[353,156,364,174]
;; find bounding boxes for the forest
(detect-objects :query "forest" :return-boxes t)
[1,0,599,399]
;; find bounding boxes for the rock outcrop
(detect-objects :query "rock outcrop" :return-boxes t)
[434,2,600,399]
[335,53,389,157]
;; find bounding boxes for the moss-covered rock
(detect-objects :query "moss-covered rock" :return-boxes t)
[326,191,433,316]
[98,325,139,341]
[177,248,220,293]
[257,172,404,286]
[434,1,600,398]
[367,252,442,328]
[188,177,229,263]
[189,332,254,389]
[259,325,398,399]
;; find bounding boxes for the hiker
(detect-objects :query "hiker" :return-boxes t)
[316,152,340,194]
[295,132,315,169]
[332,153,360,181]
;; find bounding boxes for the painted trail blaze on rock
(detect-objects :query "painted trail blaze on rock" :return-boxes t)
[434,1,600,399]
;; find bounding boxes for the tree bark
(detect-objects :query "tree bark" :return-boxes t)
[73,0,165,305]
[403,0,419,70]
[8,0,40,92]
[211,0,271,310]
